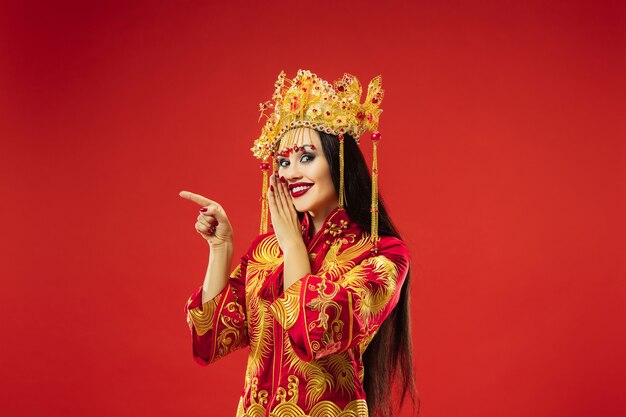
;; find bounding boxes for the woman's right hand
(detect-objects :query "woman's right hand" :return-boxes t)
[179,190,233,247]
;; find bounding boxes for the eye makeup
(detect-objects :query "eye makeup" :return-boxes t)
[277,152,315,167]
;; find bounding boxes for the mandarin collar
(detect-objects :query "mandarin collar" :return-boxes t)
[300,206,359,251]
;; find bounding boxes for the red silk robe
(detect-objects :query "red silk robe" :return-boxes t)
[184,206,410,417]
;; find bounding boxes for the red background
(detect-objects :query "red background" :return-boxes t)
[1,1,624,416]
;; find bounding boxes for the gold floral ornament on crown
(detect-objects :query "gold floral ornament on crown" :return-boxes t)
[251,70,383,160]
[251,69,385,254]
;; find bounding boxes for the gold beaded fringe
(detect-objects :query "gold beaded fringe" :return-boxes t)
[339,135,346,209]
[259,161,270,234]
[371,136,380,248]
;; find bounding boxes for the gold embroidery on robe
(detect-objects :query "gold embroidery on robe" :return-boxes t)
[268,280,302,330]
[318,234,373,276]
[338,255,398,322]
[281,326,335,408]
[215,298,248,359]
[186,206,410,417]
[307,280,346,359]
[236,374,368,417]
[186,292,222,336]
[246,235,282,376]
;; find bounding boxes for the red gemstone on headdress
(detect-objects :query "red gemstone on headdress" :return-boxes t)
[260,162,270,170]
[371,132,381,141]
[337,85,345,92]
[372,97,379,103]
[356,112,365,120]
[337,119,342,123]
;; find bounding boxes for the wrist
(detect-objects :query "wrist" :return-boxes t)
[209,240,233,253]
[282,238,306,254]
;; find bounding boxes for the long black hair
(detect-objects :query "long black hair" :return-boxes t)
[317,131,419,417]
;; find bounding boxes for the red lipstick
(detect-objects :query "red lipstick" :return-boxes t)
[289,182,314,198]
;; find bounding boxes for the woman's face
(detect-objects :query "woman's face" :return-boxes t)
[276,127,338,215]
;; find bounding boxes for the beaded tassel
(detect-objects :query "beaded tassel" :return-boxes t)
[338,134,346,209]
[371,132,381,252]
[259,161,270,234]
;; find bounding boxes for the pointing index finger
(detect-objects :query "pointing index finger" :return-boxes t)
[179,190,217,207]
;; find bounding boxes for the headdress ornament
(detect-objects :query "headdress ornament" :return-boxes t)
[251,69,385,253]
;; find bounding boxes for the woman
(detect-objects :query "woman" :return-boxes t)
[180,70,417,417]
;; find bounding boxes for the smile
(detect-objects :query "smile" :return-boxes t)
[290,184,313,198]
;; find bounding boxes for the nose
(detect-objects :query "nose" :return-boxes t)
[281,163,302,182]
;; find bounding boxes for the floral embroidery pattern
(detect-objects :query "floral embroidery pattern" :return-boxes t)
[307,280,345,358]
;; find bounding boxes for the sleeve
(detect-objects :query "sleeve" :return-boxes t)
[268,237,410,362]
[184,251,250,366]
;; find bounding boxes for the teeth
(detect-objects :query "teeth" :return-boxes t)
[292,185,312,193]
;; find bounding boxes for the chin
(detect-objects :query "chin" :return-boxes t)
[291,195,313,211]
[293,203,312,213]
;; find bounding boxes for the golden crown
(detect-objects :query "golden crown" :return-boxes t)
[250,69,384,161]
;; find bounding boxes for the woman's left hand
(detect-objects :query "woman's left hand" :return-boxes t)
[268,172,304,251]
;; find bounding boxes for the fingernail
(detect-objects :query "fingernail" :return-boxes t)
[270,184,274,192]
[200,208,207,212]
[280,176,286,183]
[211,220,218,226]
